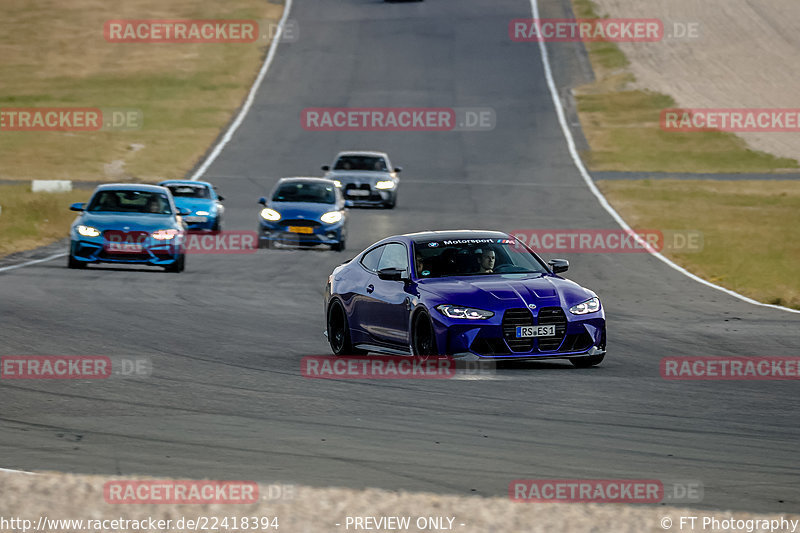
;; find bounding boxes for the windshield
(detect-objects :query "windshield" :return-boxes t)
[272,182,336,204]
[87,190,173,214]
[413,238,548,278]
[333,155,387,171]
[165,184,211,199]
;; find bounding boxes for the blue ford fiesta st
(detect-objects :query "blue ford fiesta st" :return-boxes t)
[324,230,606,367]
[258,177,348,251]
[67,184,187,272]
[158,180,225,232]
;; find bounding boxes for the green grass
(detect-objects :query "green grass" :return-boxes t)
[0,0,283,181]
[571,0,630,73]
[569,0,799,173]
[0,185,90,256]
[598,180,800,309]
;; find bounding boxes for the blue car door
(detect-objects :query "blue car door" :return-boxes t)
[360,242,413,347]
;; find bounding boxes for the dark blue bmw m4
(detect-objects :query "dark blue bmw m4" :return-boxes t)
[324,230,606,367]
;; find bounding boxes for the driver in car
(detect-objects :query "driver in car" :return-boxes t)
[478,248,495,273]
[146,196,164,214]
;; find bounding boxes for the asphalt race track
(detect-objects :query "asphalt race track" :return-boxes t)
[1,0,798,514]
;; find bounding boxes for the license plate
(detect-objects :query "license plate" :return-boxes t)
[347,189,370,196]
[183,216,207,223]
[106,242,143,253]
[288,226,313,234]
[516,325,556,338]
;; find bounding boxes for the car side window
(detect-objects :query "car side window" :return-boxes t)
[376,243,408,272]
[360,245,385,272]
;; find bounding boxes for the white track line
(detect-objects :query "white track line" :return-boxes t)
[189,0,295,181]
[528,0,800,315]
[0,252,66,274]
[0,467,35,475]
[0,1,295,274]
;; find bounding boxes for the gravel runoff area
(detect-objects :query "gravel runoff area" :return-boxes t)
[1,471,799,533]
[590,0,800,165]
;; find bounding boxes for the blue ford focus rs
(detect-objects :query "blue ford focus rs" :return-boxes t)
[324,230,606,367]
[67,184,187,272]
[258,177,348,251]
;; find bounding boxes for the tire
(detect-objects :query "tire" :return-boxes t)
[164,254,185,273]
[570,353,605,368]
[327,300,366,355]
[411,310,438,356]
[211,219,222,232]
[331,240,345,252]
[384,194,397,209]
[67,254,86,269]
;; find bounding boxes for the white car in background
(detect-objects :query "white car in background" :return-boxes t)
[322,150,401,209]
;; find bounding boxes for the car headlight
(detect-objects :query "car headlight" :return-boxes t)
[260,208,281,221]
[375,180,395,190]
[151,229,179,240]
[435,304,494,320]
[320,211,343,224]
[195,210,210,216]
[76,225,100,237]
[333,180,342,188]
[569,297,601,315]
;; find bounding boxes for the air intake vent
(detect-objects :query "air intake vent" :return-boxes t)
[502,308,534,352]
[536,307,567,351]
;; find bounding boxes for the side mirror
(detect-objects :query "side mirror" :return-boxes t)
[394,167,402,173]
[217,195,225,201]
[548,259,569,274]
[344,199,354,208]
[258,197,267,205]
[69,202,85,212]
[377,267,408,282]
[178,207,192,216]
[321,165,330,171]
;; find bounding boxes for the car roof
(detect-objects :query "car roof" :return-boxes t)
[335,151,389,159]
[158,180,212,188]
[94,183,170,193]
[277,176,338,185]
[403,230,511,242]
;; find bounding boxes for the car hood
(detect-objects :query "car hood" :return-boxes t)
[268,201,336,220]
[75,212,180,231]
[417,274,595,309]
[172,197,216,212]
[326,171,393,183]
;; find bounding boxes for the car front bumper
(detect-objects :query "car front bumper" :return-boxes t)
[182,215,219,231]
[342,187,396,207]
[258,221,345,246]
[70,239,184,266]
[431,307,606,360]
